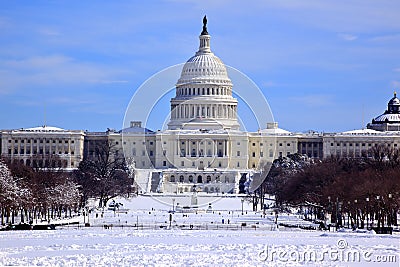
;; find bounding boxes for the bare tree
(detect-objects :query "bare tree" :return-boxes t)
[74,140,134,207]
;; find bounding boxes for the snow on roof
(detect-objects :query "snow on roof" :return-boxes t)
[24,125,65,132]
[341,128,381,135]
[259,127,291,135]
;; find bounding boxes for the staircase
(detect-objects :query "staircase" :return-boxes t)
[150,172,162,192]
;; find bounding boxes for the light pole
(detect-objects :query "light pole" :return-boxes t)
[376,195,381,229]
[172,198,175,212]
[388,193,392,227]
[241,198,244,215]
[354,199,358,228]
[366,197,370,229]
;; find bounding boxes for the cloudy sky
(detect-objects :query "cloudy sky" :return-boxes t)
[1,0,400,132]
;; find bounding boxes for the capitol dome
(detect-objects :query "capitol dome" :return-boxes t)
[168,16,240,131]
[177,53,232,86]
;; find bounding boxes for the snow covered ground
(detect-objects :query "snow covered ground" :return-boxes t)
[0,195,399,266]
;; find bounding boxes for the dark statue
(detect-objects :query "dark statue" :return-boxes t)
[201,15,208,35]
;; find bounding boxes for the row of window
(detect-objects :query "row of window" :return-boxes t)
[329,142,397,147]
[177,86,230,96]
[169,174,234,183]
[8,139,74,144]
[8,148,75,155]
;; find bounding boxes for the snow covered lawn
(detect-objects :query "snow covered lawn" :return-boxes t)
[0,228,398,266]
[1,196,399,266]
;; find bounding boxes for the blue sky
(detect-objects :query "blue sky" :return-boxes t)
[1,0,400,132]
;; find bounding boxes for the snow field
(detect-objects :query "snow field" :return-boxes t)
[0,196,399,266]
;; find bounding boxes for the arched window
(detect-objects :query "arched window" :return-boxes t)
[170,175,175,182]
[189,175,193,183]
[179,175,184,182]
[197,175,203,183]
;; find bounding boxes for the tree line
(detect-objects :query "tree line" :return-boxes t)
[260,145,400,228]
[0,140,135,226]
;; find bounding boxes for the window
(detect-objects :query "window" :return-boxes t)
[179,175,184,182]
[163,161,166,166]
[287,143,290,146]
[260,152,264,157]
[331,143,334,146]
[237,151,240,156]
[237,162,240,167]
[252,143,255,146]
[181,161,184,167]
[252,152,256,157]
[149,151,153,156]
[279,143,282,147]
[260,143,263,146]
[149,141,153,145]
[237,142,240,146]
[170,175,175,182]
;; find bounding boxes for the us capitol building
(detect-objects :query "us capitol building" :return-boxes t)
[2,17,400,195]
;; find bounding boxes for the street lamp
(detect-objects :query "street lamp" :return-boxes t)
[354,199,358,228]
[241,198,244,215]
[366,197,370,229]
[172,198,175,212]
[388,193,393,227]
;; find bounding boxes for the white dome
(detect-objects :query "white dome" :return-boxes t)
[373,113,400,122]
[177,54,232,86]
[168,17,240,131]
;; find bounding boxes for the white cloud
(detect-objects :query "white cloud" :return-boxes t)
[290,94,333,107]
[391,80,400,88]
[0,55,132,93]
[338,33,358,41]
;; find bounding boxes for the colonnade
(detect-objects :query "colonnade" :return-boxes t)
[171,103,237,120]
